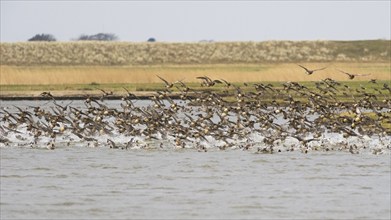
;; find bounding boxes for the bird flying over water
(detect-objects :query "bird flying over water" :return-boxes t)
[98,88,113,96]
[40,92,54,99]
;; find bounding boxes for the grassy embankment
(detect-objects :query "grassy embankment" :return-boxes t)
[0,40,390,96]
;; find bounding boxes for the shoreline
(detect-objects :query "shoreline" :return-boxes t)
[1,91,389,108]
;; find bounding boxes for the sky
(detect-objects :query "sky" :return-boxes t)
[1,0,390,42]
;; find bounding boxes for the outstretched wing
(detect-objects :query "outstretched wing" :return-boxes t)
[297,64,310,72]
[313,67,327,72]
[220,78,232,87]
[337,69,352,76]
[157,75,170,86]
[98,88,108,95]
[356,73,372,77]
[196,76,211,82]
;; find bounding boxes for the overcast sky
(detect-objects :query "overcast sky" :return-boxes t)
[1,1,390,42]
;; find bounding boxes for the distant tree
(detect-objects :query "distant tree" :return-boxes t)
[199,39,214,43]
[77,34,90,41]
[28,33,56,42]
[147,37,156,42]
[76,33,118,41]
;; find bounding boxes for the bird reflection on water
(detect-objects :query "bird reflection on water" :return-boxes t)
[1,75,390,155]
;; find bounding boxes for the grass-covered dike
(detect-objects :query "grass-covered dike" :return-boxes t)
[1,40,390,65]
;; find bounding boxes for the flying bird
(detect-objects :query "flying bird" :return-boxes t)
[157,75,174,89]
[196,76,222,87]
[156,75,184,89]
[337,69,371,80]
[40,92,54,99]
[98,88,113,96]
[297,64,327,75]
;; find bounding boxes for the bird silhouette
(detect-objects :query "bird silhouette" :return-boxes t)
[337,69,371,80]
[196,76,222,87]
[157,75,175,89]
[297,64,327,75]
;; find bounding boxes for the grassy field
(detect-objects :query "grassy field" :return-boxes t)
[1,62,390,86]
[1,40,389,97]
[1,62,389,99]
[1,40,390,65]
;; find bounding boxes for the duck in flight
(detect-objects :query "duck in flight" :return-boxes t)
[196,76,222,87]
[297,64,327,75]
[337,69,371,80]
[156,75,184,90]
[157,75,175,89]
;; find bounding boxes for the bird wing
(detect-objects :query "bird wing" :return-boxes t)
[292,135,304,142]
[203,76,212,82]
[196,76,208,81]
[123,87,131,94]
[98,88,108,94]
[157,75,170,85]
[213,79,223,84]
[297,64,310,72]
[356,73,372,76]
[337,69,352,76]
[313,67,327,72]
[173,78,186,86]
[220,78,230,86]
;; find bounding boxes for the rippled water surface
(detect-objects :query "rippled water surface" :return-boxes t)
[1,148,390,219]
[1,100,391,219]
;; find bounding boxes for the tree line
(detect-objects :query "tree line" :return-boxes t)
[28,33,157,42]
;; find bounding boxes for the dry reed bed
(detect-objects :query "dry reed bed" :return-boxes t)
[1,40,390,65]
[1,63,390,85]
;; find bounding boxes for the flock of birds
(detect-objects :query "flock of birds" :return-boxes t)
[1,65,390,154]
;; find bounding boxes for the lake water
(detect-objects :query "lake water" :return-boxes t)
[1,148,390,219]
[1,100,390,219]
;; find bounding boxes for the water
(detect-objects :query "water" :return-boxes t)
[1,99,390,219]
[1,148,390,219]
